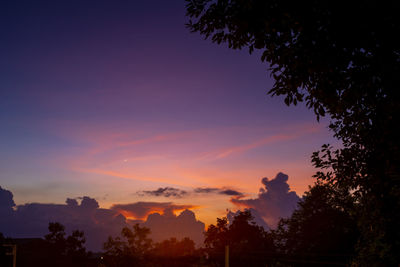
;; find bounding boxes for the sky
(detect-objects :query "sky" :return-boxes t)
[0,0,336,228]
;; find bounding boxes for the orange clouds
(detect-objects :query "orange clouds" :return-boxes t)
[110,202,198,220]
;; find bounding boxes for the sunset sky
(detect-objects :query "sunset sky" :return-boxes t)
[0,0,336,225]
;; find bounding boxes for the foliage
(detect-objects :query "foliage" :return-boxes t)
[44,222,89,266]
[0,222,94,267]
[103,224,202,267]
[204,210,275,266]
[185,0,400,264]
[273,183,358,265]
[44,222,66,255]
[204,217,228,254]
[150,237,203,267]
[152,237,196,258]
[103,224,152,267]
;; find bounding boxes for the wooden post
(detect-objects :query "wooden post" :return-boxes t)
[225,245,229,267]
[13,245,16,267]
[12,245,16,267]
[4,244,17,267]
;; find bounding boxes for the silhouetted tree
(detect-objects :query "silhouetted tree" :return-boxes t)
[44,222,90,266]
[204,217,228,260]
[152,237,196,258]
[186,1,400,264]
[45,222,67,256]
[205,210,275,266]
[151,237,202,266]
[273,183,358,266]
[3,222,94,267]
[66,230,87,260]
[103,224,152,267]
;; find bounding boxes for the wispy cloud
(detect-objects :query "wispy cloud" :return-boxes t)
[215,134,293,159]
[200,124,322,160]
[137,187,188,198]
[76,168,176,184]
[136,186,244,198]
[194,187,243,196]
[53,122,323,195]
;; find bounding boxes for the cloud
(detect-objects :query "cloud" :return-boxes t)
[111,202,205,246]
[0,186,15,211]
[199,124,322,160]
[137,187,188,198]
[143,209,205,246]
[77,169,173,184]
[110,202,195,220]
[219,189,243,196]
[135,186,243,199]
[0,186,16,234]
[0,187,204,251]
[231,172,300,228]
[215,134,293,159]
[66,198,78,207]
[194,187,243,196]
[193,187,219,194]
[0,193,126,251]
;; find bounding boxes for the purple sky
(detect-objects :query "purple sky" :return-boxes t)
[0,0,336,225]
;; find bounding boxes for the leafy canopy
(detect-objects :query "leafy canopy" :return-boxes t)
[186,0,400,264]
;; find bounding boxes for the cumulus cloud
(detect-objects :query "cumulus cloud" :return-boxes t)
[110,202,195,220]
[143,209,205,246]
[66,198,78,207]
[0,192,126,251]
[231,172,300,228]
[194,187,243,196]
[0,186,16,234]
[0,187,204,251]
[111,202,205,245]
[0,186,15,213]
[137,187,188,198]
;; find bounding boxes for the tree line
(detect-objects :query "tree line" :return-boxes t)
[1,182,360,266]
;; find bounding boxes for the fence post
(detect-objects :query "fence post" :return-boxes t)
[3,244,17,267]
[225,245,229,267]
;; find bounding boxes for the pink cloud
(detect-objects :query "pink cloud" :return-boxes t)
[199,123,322,160]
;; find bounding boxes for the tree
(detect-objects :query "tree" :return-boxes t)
[204,217,228,258]
[204,211,275,266]
[45,222,67,256]
[152,237,196,258]
[65,230,87,259]
[151,237,201,266]
[103,224,152,267]
[44,222,89,266]
[185,1,400,264]
[273,183,358,265]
